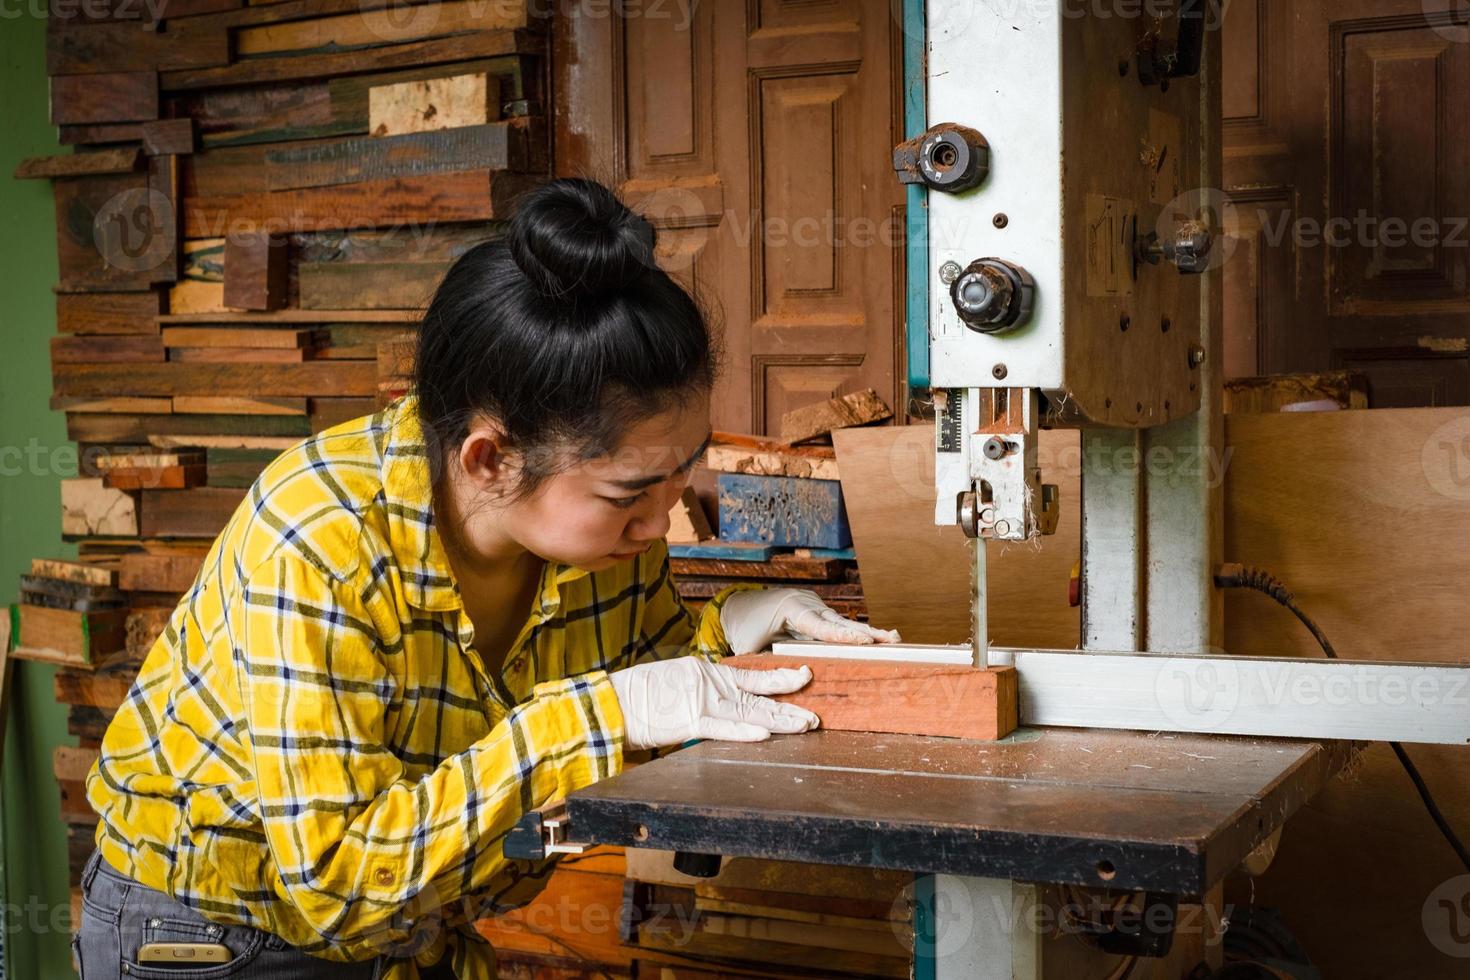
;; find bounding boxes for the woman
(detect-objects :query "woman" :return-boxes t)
[79,179,901,979]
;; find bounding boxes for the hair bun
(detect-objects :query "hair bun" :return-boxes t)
[507,179,657,300]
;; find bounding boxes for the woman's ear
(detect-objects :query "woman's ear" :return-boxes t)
[457,421,515,493]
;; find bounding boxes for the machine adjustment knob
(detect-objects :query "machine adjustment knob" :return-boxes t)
[1138,220,1214,275]
[949,258,1035,333]
[893,123,990,193]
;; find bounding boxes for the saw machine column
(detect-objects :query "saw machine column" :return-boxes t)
[897,1,1223,976]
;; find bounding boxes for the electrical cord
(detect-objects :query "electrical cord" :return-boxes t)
[1214,563,1470,873]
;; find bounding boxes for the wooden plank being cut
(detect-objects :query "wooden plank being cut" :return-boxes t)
[56,291,163,335]
[670,556,843,581]
[369,71,500,136]
[780,389,891,445]
[731,653,1017,741]
[14,147,141,180]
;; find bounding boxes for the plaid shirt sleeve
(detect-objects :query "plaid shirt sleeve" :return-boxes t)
[636,538,761,664]
[235,551,625,948]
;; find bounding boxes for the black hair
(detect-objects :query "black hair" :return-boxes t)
[413,178,717,497]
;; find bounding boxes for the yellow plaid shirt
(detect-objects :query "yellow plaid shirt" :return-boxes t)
[87,394,746,979]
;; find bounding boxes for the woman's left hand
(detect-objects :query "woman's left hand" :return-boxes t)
[721,587,902,655]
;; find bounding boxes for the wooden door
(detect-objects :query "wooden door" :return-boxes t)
[1222,0,1470,405]
[553,0,905,434]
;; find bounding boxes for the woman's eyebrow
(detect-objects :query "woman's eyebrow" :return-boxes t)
[608,431,714,490]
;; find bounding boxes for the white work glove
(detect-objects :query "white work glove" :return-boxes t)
[720,588,902,655]
[608,656,820,750]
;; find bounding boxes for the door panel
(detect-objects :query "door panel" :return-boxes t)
[555,0,903,435]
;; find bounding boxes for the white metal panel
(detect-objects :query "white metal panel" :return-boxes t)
[926,1,1064,391]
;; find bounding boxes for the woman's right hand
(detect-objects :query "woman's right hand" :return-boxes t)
[607,656,819,750]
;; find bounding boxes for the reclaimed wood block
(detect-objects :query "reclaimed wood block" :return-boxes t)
[66,411,310,443]
[54,173,166,291]
[49,72,159,125]
[139,487,247,538]
[94,450,206,470]
[369,71,499,136]
[17,605,128,667]
[173,395,306,415]
[705,433,839,481]
[161,326,319,349]
[717,474,851,550]
[56,290,162,335]
[666,486,712,544]
[234,0,532,59]
[147,152,182,284]
[13,147,141,180]
[30,559,117,589]
[141,118,197,156]
[670,556,843,582]
[19,575,126,612]
[51,335,165,364]
[61,478,138,537]
[120,552,205,593]
[167,237,226,314]
[48,20,227,75]
[309,397,376,432]
[59,122,145,146]
[103,464,208,491]
[169,346,306,364]
[55,667,134,710]
[730,654,1018,741]
[53,397,173,415]
[1224,370,1371,414]
[205,447,279,487]
[53,361,378,398]
[126,607,176,661]
[222,231,288,310]
[779,389,891,445]
[667,543,776,562]
[163,25,539,92]
[333,56,535,132]
[264,123,532,191]
[53,746,100,785]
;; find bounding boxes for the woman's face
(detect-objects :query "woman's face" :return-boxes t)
[454,393,713,572]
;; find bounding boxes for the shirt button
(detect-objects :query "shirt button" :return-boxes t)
[374,867,395,886]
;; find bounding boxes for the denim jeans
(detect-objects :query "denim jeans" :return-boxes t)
[73,850,384,979]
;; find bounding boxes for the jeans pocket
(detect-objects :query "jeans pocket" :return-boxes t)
[119,904,267,979]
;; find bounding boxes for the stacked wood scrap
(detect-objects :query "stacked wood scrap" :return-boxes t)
[621,850,912,978]
[16,2,553,958]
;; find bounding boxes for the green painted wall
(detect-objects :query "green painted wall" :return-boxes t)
[1,10,80,979]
